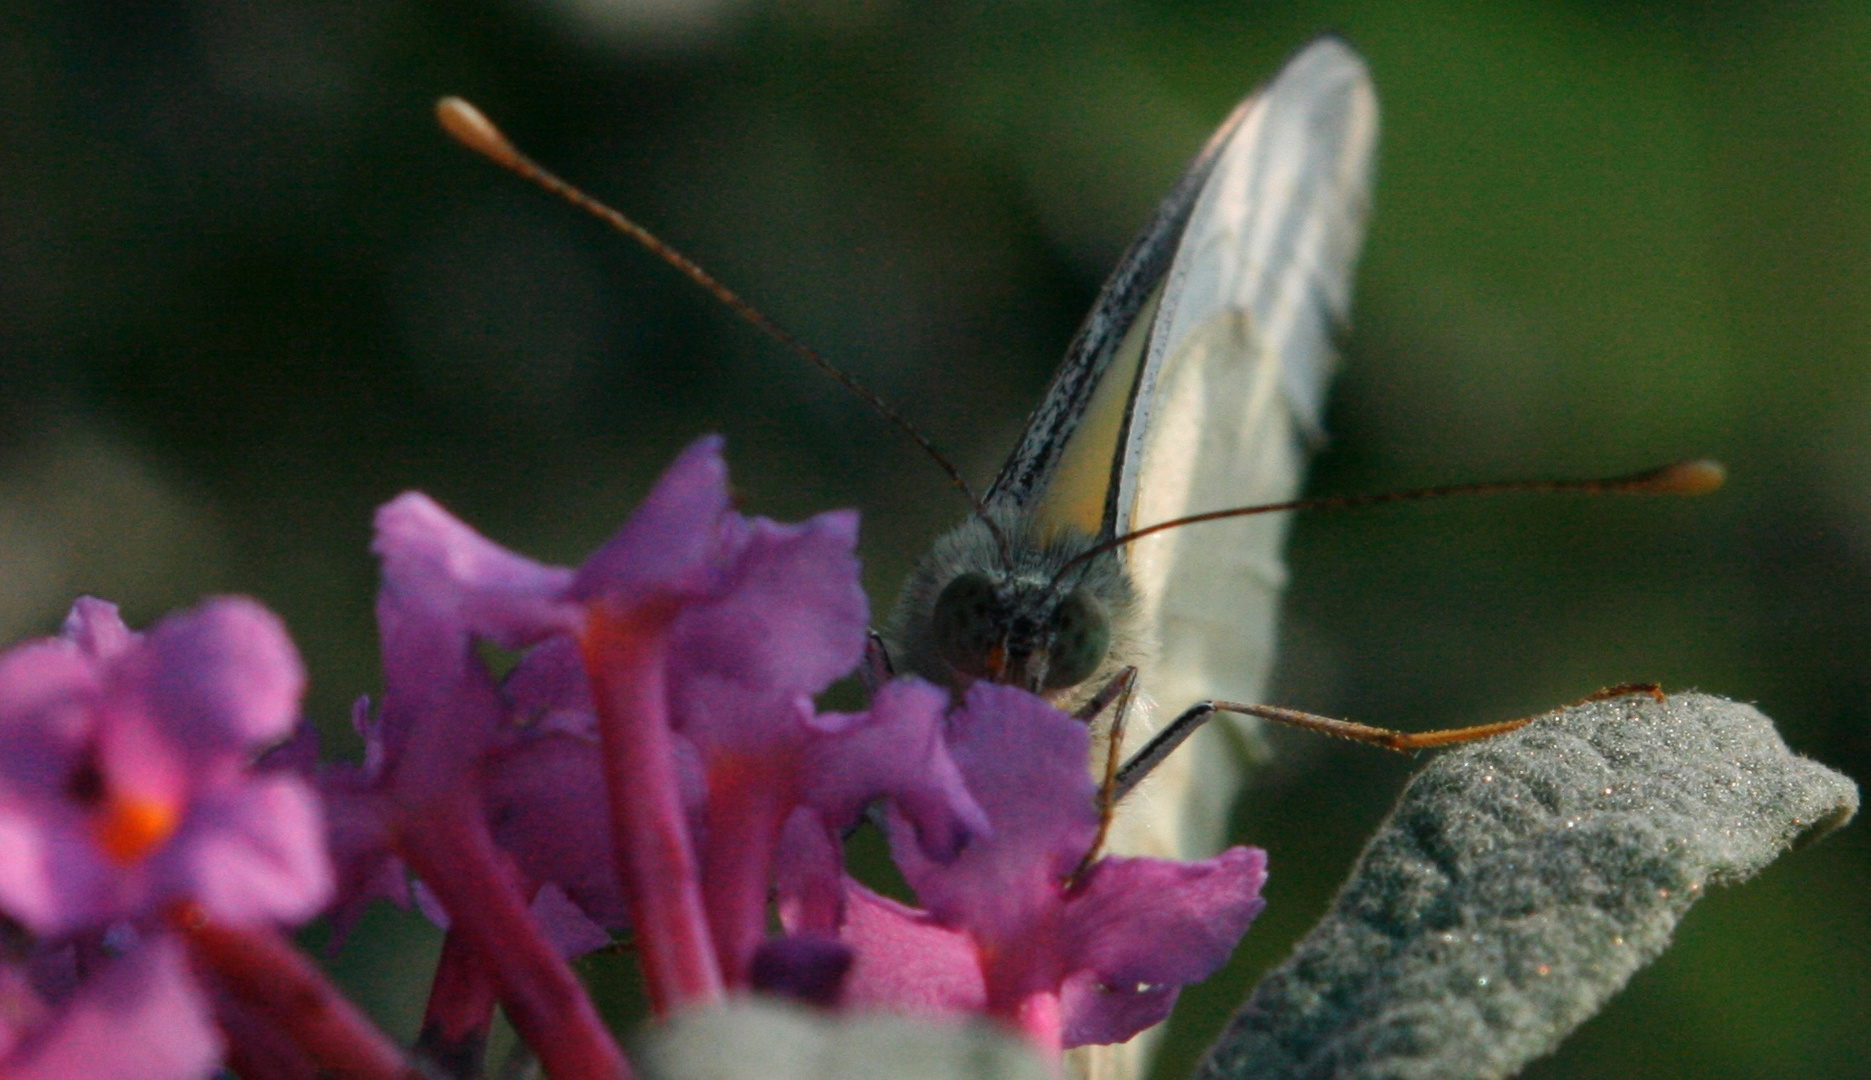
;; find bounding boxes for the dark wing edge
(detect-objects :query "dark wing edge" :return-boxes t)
[981,89,1258,513]
[1112,37,1378,535]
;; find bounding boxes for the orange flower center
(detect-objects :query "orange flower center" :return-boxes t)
[93,796,179,864]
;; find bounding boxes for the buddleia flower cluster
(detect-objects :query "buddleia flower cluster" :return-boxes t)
[0,437,1267,1079]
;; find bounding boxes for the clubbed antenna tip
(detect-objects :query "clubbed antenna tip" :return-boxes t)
[436,97,522,172]
[1634,459,1726,496]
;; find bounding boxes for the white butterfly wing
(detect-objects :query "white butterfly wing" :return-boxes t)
[1068,40,1375,1080]
[1106,39,1379,863]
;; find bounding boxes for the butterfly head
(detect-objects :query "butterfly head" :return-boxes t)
[887,507,1139,704]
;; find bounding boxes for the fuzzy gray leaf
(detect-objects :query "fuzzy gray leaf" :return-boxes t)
[1198,692,1858,1080]
[635,999,1051,1080]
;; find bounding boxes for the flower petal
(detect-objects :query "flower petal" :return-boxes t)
[373,492,579,651]
[1057,848,1266,1046]
[838,882,985,1017]
[0,639,94,796]
[134,598,305,754]
[0,804,114,936]
[373,494,576,796]
[892,682,1095,939]
[667,511,867,716]
[60,598,134,662]
[7,936,220,1080]
[162,774,333,927]
[570,436,733,608]
[530,882,614,959]
[803,679,986,863]
[485,734,625,930]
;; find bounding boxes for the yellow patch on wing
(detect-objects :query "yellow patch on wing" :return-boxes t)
[1032,285,1164,540]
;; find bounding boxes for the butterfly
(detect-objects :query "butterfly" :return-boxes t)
[884,37,1378,876]
[437,39,1721,1079]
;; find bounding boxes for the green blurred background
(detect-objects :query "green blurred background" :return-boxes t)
[4,0,1867,1076]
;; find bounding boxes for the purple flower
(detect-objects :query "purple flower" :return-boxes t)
[316,495,636,1077]
[0,597,330,936]
[370,488,578,802]
[356,436,985,1014]
[834,683,1268,1050]
[568,443,985,990]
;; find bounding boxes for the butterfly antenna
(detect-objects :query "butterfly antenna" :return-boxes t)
[436,97,987,517]
[1055,458,1726,578]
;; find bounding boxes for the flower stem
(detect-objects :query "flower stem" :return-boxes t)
[399,796,633,1080]
[416,928,499,1079]
[699,757,788,988]
[174,906,415,1080]
[582,603,725,1013]
[206,984,322,1080]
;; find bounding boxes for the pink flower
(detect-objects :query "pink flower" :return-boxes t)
[0,596,334,1080]
[0,597,329,936]
[826,683,1268,1051]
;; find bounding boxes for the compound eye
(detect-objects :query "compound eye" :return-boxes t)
[1042,590,1109,691]
[931,573,1006,680]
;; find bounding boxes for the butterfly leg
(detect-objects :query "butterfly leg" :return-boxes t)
[862,630,895,695]
[1226,682,1667,752]
[1072,665,1137,724]
[1067,667,1138,887]
[1114,701,1215,802]
[853,638,896,843]
[1114,683,1665,801]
